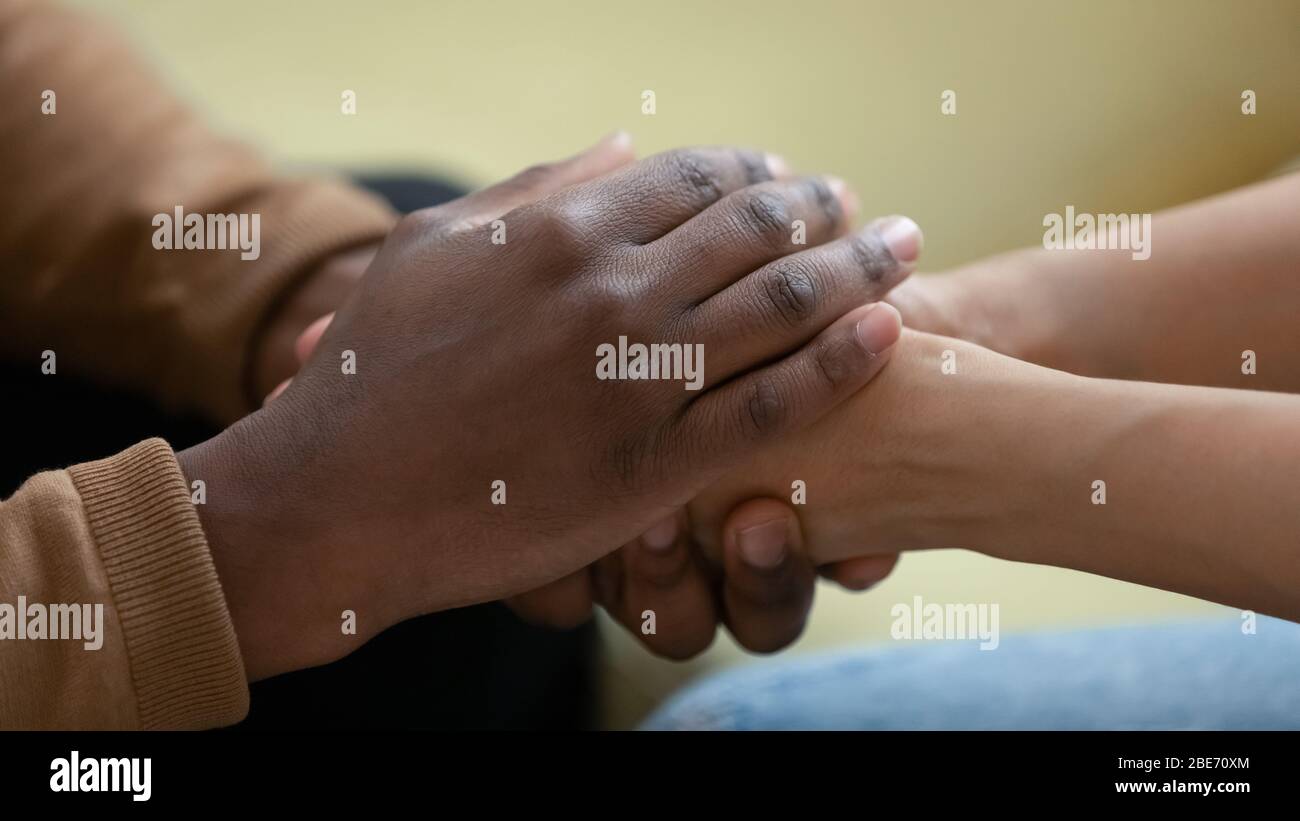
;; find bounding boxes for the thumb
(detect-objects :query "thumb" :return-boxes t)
[719,498,818,653]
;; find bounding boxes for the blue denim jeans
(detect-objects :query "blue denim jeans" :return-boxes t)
[642,618,1300,730]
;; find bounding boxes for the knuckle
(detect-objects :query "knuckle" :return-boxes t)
[848,231,895,286]
[393,207,445,239]
[741,378,789,439]
[811,333,862,392]
[582,276,642,326]
[549,606,594,630]
[652,631,716,661]
[760,259,820,326]
[510,161,559,190]
[741,571,805,607]
[807,177,843,225]
[737,148,773,185]
[737,188,791,245]
[636,557,692,589]
[739,620,807,654]
[666,149,724,202]
[531,203,594,257]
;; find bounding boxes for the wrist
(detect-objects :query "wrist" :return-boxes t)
[176,427,283,680]
[878,333,1096,563]
[176,412,384,680]
[946,247,1109,377]
[958,365,1117,566]
[939,249,1037,361]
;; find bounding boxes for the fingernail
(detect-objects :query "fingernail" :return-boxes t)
[879,216,923,265]
[826,176,860,224]
[641,514,678,552]
[605,130,632,150]
[855,302,902,356]
[583,131,631,158]
[765,153,790,179]
[295,312,334,365]
[263,378,290,406]
[737,519,788,569]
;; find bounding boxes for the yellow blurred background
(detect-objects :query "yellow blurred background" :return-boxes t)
[77,0,1300,727]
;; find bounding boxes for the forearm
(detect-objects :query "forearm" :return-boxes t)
[0,0,395,422]
[979,373,1300,620]
[946,172,1300,391]
[692,332,1300,619]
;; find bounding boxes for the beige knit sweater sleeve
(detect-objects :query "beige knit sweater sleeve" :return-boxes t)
[1,440,248,729]
[0,0,398,728]
[0,0,397,420]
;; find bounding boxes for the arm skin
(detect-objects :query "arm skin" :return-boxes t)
[888,171,1300,392]
[690,331,1300,621]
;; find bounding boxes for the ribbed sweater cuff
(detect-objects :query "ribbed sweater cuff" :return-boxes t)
[68,438,249,729]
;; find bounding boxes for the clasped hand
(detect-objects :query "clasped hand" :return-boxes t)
[184,134,920,677]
